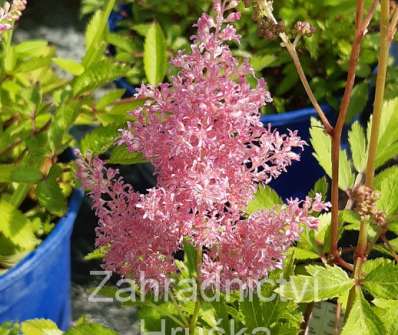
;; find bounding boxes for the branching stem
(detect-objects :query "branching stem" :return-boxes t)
[346,0,390,318]
[330,0,377,264]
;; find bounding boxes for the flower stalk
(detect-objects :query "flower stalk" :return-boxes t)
[330,0,378,266]
[256,0,333,135]
[345,0,391,317]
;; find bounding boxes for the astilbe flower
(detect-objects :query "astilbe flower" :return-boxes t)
[0,0,27,33]
[77,0,329,289]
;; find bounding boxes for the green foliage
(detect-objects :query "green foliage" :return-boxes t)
[83,0,117,67]
[310,118,355,190]
[0,319,118,335]
[21,319,62,335]
[53,58,85,76]
[308,176,329,199]
[0,322,19,335]
[108,146,147,165]
[363,260,398,300]
[37,165,68,217]
[341,291,385,335]
[64,322,118,335]
[349,121,368,173]
[84,245,109,261]
[346,81,370,123]
[0,0,129,273]
[368,98,398,168]
[144,22,168,85]
[373,299,398,335]
[240,283,302,334]
[80,125,120,155]
[72,60,126,96]
[0,201,40,250]
[374,166,398,218]
[277,265,353,303]
[101,0,379,112]
[246,185,282,215]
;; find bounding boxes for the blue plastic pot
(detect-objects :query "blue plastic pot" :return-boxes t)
[0,189,84,330]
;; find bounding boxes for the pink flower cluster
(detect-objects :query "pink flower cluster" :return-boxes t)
[0,0,27,33]
[77,0,329,288]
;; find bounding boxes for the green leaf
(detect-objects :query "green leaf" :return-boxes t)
[106,33,136,53]
[14,40,49,57]
[21,319,62,335]
[0,251,29,270]
[291,247,320,260]
[83,0,116,67]
[183,239,197,277]
[339,150,355,191]
[340,209,361,225]
[85,10,102,49]
[246,185,282,215]
[314,213,334,253]
[0,164,42,183]
[131,23,151,37]
[96,89,125,110]
[72,60,126,96]
[81,126,120,155]
[0,321,19,335]
[310,118,355,190]
[37,165,67,217]
[65,322,118,335]
[84,245,109,261]
[374,167,398,218]
[349,121,367,172]
[373,298,398,335]
[250,54,277,71]
[16,57,52,73]
[374,166,398,189]
[240,291,302,334]
[341,291,385,335]
[0,201,40,250]
[363,260,398,299]
[144,22,168,85]
[346,82,369,123]
[309,176,329,199]
[53,58,85,76]
[12,168,43,183]
[4,45,16,74]
[108,146,147,165]
[368,98,398,168]
[276,265,353,303]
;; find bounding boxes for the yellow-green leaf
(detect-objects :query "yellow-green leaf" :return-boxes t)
[0,201,40,250]
[21,319,62,335]
[144,22,167,85]
[53,58,85,76]
[341,291,385,335]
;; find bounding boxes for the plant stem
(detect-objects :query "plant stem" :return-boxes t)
[346,0,390,317]
[263,6,333,134]
[356,0,389,258]
[283,42,334,135]
[364,0,390,188]
[189,247,202,335]
[330,0,376,263]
